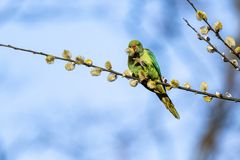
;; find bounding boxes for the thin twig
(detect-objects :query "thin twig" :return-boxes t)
[186,0,240,59]
[183,18,240,71]
[0,43,240,102]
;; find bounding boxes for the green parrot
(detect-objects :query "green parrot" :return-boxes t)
[126,40,180,119]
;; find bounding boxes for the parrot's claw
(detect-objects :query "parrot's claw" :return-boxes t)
[133,58,146,67]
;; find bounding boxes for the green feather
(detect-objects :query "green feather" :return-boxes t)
[127,40,180,119]
[144,49,161,77]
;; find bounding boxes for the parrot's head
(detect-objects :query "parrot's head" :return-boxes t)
[126,40,144,57]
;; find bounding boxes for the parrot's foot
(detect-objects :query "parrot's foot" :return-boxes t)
[133,58,146,67]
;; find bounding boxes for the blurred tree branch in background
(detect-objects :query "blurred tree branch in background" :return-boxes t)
[197,67,236,160]
[0,142,6,160]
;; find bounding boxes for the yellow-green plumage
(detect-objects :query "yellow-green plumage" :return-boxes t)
[127,40,180,119]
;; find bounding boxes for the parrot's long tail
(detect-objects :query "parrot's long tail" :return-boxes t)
[156,93,180,119]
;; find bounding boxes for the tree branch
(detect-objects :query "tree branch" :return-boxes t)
[186,0,240,59]
[1,43,240,102]
[183,18,240,71]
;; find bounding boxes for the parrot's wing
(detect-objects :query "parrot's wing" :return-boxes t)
[145,49,161,76]
[145,49,166,91]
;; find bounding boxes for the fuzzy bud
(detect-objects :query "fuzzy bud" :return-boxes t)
[45,55,55,64]
[123,70,133,77]
[213,21,223,32]
[62,50,72,59]
[84,59,93,66]
[215,92,222,98]
[170,79,180,88]
[107,73,117,82]
[105,61,112,70]
[90,67,102,76]
[230,59,238,67]
[75,56,84,65]
[200,82,208,92]
[234,46,240,55]
[196,10,207,21]
[225,36,236,48]
[129,79,138,87]
[200,26,209,35]
[65,62,75,71]
[203,96,212,102]
[183,82,191,89]
[207,45,215,53]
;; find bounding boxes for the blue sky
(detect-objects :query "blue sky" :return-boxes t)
[0,0,239,160]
